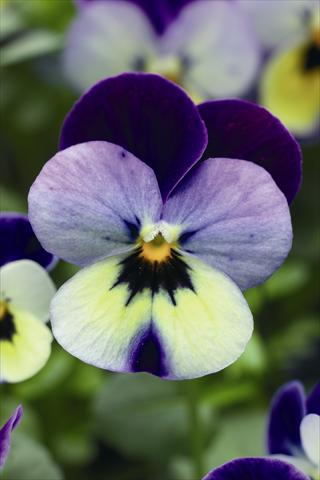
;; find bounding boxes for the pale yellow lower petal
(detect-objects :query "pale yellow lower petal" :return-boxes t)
[152,256,253,380]
[0,309,52,383]
[50,256,152,372]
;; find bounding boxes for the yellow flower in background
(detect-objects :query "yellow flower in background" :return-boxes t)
[240,0,320,137]
[0,260,55,383]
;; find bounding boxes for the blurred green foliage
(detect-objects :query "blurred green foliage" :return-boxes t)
[0,1,319,479]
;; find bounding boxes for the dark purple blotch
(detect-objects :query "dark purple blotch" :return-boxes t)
[111,247,194,306]
[130,326,168,377]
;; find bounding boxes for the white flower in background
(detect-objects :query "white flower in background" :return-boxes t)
[0,260,56,383]
[64,0,260,101]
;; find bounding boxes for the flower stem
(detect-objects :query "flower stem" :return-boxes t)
[186,380,204,479]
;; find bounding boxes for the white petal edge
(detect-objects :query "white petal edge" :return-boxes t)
[300,414,320,467]
[0,260,56,323]
[63,0,157,91]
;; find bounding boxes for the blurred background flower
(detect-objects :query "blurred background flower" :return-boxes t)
[0,1,319,479]
[0,213,56,383]
[64,0,260,100]
[267,381,320,479]
[239,0,320,137]
[0,405,22,469]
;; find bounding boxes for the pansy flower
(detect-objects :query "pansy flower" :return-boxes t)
[0,213,56,383]
[268,381,320,479]
[29,73,300,380]
[239,0,320,137]
[203,457,310,480]
[64,0,259,100]
[0,405,23,469]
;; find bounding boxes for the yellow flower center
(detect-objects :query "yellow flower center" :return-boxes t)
[140,233,173,263]
[147,55,182,84]
[0,300,8,320]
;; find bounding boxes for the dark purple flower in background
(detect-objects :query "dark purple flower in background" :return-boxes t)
[0,405,23,469]
[203,457,310,480]
[28,73,299,380]
[0,212,57,270]
[66,0,260,100]
[267,381,320,479]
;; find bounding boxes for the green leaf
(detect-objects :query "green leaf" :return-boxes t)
[93,373,189,462]
[203,410,266,470]
[12,345,75,400]
[226,333,267,378]
[244,287,265,314]
[1,433,64,480]
[0,186,27,212]
[11,0,75,32]
[0,3,24,39]
[264,262,310,299]
[51,430,96,466]
[170,411,266,479]
[201,381,257,408]
[1,30,62,67]
[268,315,320,368]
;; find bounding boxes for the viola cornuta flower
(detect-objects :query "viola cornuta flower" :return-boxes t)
[28,73,301,380]
[65,0,259,100]
[0,213,56,383]
[0,405,23,469]
[0,260,56,382]
[203,457,310,480]
[239,0,320,137]
[268,381,320,479]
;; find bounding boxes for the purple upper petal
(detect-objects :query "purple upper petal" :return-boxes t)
[306,382,320,416]
[75,0,191,34]
[198,99,302,204]
[0,213,57,270]
[60,73,207,201]
[203,457,309,480]
[0,405,23,469]
[268,381,306,456]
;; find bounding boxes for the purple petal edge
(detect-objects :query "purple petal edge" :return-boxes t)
[0,405,23,469]
[198,99,302,204]
[267,381,306,456]
[306,382,320,415]
[0,212,57,271]
[203,457,309,480]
